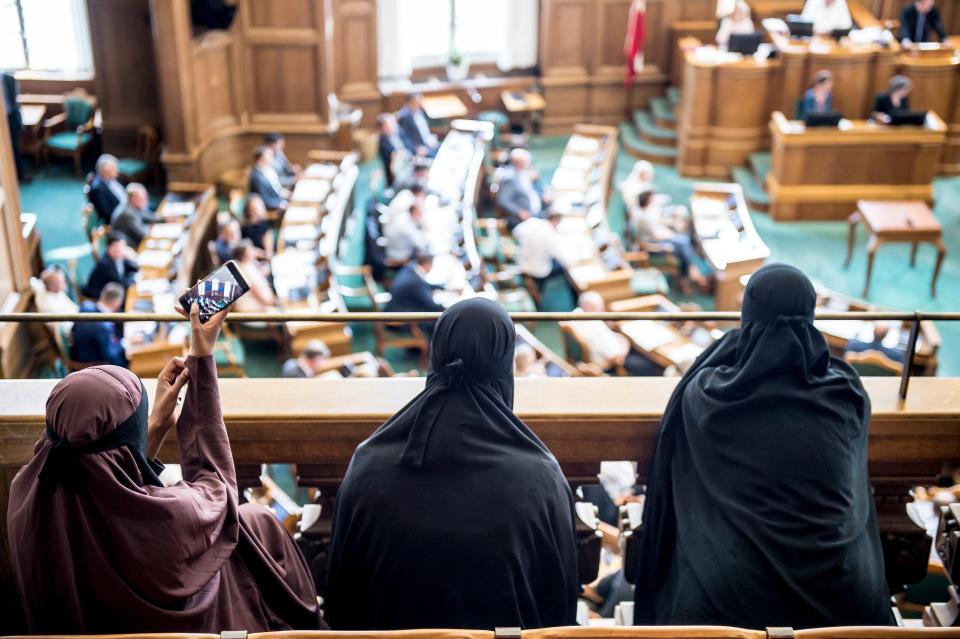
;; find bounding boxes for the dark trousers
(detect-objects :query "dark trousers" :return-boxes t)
[6,112,25,179]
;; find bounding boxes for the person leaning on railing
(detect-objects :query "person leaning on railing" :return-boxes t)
[7,303,324,633]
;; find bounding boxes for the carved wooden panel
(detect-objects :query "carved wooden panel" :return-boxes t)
[594,0,631,77]
[334,0,379,99]
[248,44,323,116]
[247,0,319,28]
[540,0,593,77]
[192,36,239,138]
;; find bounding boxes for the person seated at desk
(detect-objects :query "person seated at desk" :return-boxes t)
[112,183,158,247]
[378,112,412,188]
[232,241,278,313]
[241,194,275,259]
[576,292,662,376]
[514,342,548,378]
[31,266,78,330]
[631,191,706,294]
[281,340,332,378]
[397,92,439,156]
[498,148,552,231]
[384,202,428,263]
[392,160,430,194]
[619,160,655,213]
[513,212,571,297]
[327,298,578,630]
[632,264,894,629]
[72,282,127,367]
[801,0,852,35]
[847,323,905,363]
[89,154,128,225]
[900,0,947,45]
[872,75,914,124]
[213,215,242,266]
[249,145,290,211]
[385,253,444,335]
[716,1,755,48]
[10,306,323,632]
[82,231,138,300]
[798,70,834,119]
[264,132,301,188]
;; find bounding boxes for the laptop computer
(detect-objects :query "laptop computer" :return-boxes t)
[786,15,814,38]
[728,31,765,55]
[804,111,843,127]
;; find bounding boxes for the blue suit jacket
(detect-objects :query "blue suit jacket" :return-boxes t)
[799,90,834,119]
[385,264,443,313]
[82,256,138,300]
[396,105,432,153]
[89,176,124,225]
[72,301,127,367]
[249,167,286,210]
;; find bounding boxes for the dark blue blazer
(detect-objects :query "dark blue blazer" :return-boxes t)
[249,167,286,210]
[385,264,443,313]
[72,301,127,367]
[82,255,138,300]
[379,133,405,186]
[899,5,946,43]
[89,176,123,225]
[396,105,432,153]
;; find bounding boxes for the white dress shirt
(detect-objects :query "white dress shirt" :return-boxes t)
[513,217,565,278]
[413,109,438,147]
[107,179,128,223]
[383,210,428,262]
[573,316,630,368]
[801,0,852,33]
[30,277,79,331]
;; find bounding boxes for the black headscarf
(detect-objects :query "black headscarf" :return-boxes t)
[632,263,893,629]
[327,298,579,630]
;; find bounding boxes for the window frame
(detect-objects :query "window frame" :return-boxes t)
[0,0,94,77]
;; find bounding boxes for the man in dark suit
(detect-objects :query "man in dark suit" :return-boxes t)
[82,231,139,300]
[385,253,443,335]
[264,132,301,187]
[900,0,947,44]
[72,282,128,367]
[280,340,331,378]
[2,71,29,182]
[249,145,290,210]
[396,93,439,156]
[88,154,128,224]
[377,112,412,187]
[497,148,551,231]
[111,182,158,246]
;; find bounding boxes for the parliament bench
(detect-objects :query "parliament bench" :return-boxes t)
[10,626,960,639]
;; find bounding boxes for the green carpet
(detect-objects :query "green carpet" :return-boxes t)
[18,137,960,377]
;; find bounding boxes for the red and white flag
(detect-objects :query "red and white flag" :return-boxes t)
[625,0,646,86]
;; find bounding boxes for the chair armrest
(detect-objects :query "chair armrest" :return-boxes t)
[43,112,67,130]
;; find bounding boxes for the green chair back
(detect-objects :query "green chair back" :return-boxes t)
[65,97,93,129]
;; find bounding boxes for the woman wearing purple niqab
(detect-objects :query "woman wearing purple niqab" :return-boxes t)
[8,304,323,633]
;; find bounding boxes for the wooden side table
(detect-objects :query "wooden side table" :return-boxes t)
[844,200,947,297]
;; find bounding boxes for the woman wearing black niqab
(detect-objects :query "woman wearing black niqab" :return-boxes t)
[327,298,579,630]
[632,263,893,629]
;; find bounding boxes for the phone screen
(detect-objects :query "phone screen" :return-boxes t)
[178,260,250,323]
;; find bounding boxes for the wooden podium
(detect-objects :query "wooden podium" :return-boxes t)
[767,111,946,221]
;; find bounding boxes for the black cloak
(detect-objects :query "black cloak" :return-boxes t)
[327,298,579,630]
[632,263,893,628]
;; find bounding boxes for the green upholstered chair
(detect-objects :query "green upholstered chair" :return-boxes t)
[43,92,98,176]
[117,125,160,185]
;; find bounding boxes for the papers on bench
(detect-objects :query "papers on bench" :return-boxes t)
[137,250,174,269]
[620,320,677,351]
[283,205,322,224]
[566,134,601,155]
[304,163,339,180]
[136,278,173,296]
[292,179,332,203]
[160,201,195,218]
[148,223,184,240]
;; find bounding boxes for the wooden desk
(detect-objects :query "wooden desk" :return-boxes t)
[690,182,769,310]
[678,44,781,177]
[844,200,947,296]
[501,90,546,134]
[768,111,946,220]
[421,94,468,120]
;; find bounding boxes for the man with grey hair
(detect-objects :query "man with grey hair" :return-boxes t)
[281,340,332,378]
[496,147,552,231]
[111,182,158,246]
[72,281,128,367]
[89,154,128,224]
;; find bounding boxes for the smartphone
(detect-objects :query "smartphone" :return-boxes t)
[178,260,250,323]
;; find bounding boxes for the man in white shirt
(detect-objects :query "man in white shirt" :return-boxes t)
[30,267,79,331]
[384,202,428,263]
[513,213,571,300]
[801,0,853,34]
[572,291,662,376]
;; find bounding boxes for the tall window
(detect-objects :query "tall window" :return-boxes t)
[378,0,538,80]
[0,0,94,75]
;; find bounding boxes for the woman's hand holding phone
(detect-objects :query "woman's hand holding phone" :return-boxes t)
[177,300,229,358]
